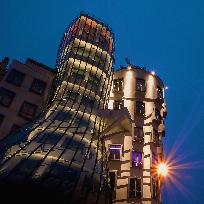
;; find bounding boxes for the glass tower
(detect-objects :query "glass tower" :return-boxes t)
[0,13,114,204]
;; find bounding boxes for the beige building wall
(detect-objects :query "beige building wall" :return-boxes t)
[104,65,167,204]
[0,58,55,140]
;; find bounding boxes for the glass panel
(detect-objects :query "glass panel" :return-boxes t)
[30,79,47,95]
[132,151,142,167]
[0,88,16,107]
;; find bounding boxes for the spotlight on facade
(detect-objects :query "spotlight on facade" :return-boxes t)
[151,71,156,75]
[157,163,168,177]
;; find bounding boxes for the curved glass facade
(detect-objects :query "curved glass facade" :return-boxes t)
[0,13,114,204]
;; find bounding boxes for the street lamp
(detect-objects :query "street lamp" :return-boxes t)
[157,163,168,177]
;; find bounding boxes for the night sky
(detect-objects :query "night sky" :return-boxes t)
[1,1,204,203]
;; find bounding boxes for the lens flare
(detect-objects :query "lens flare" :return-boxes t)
[157,163,168,176]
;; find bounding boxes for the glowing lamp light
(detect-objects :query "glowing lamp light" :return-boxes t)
[151,71,155,75]
[127,65,132,70]
[157,163,168,177]
[165,86,168,90]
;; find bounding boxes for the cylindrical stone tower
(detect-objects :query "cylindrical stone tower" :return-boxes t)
[105,65,167,204]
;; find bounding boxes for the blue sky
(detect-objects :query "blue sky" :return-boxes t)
[1,0,204,203]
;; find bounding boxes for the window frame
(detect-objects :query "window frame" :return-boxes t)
[136,78,146,93]
[113,100,124,110]
[113,78,123,93]
[6,69,25,87]
[131,150,143,168]
[30,78,47,95]
[0,87,16,107]
[18,101,38,120]
[128,177,142,199]
[108,144,122,161]
[135,101,145,115]
[133,126,144,142]
[109,170,117,194]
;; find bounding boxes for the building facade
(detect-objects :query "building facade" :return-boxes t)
[0,13,114,204]
[102,65,167,204]
[0,58,55,140]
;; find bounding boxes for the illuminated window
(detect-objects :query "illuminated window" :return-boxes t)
[19,101,37,120]
[134,127,144,142]
[132,151,142,167]
[136,101,145,115]
[113,100,124,110]
[136,78,146,92]
[0,87,16,107]
[30,79,47,95]
[0,114,5,126]
[6,69,25,86]
[109,144,121,160]
[129,178,142,198]
[113,78,123,92]
[157,87,163,99]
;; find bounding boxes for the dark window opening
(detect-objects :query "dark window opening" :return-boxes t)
[132,151,142,167]
[81,96,94,110]
[157,87,163,99]
[129,178,142,198]
[0,87,16,107]
[19,101,37,120]
[152,179,158,199]
[0,114,5,126]
[155,109,161,121]
[136,101,145,115]
[109,144,121,160]
[39,133,61,146]
[30,79,47,95]
[109,171,116,193]
[6,69,25,86]
[113,78,123,92]
[134,127,144,142]
[136,78,146,92]
[153,129,160,145]
[113,100,124,110]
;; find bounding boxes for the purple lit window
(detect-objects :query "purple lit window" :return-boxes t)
[109,145,121,160]
[132,151,142,167]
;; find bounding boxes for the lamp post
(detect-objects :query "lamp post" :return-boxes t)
[157,163,168,204]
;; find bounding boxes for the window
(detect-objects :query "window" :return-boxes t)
[155,109,161,121]
[9,124,21,135]
[136,101,145,115]
[132,151,142,167]
[157,87,163,99]
[152,152,158,166]
[113,100,124,110]
[81,96,94,110]
[134,127,144,142]
[129,178,142,198]
[30,79,47,95]
[109,171,117,193]
[113,78,123,92]
[70,68,85,84]
[19,101,38,120]
[109,144,121,160]
[0,114,5,126]
[55,111,72,122]
[87,74,100,92]
[136,78,146,92]
[0,87,16,107]
[6,69,25,86]
[152,179,158,199]
[39,133,61,145]
[153,129,160,145]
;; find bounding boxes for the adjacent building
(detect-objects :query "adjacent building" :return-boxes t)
[0,58,56,140]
